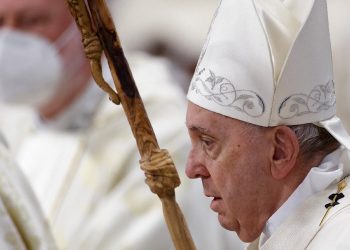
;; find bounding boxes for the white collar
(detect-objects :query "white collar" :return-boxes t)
[260,147,345,246]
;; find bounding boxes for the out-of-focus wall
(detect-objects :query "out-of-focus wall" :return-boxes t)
[328,0,350,133]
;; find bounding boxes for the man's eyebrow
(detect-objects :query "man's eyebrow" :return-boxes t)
[187,125,210,134]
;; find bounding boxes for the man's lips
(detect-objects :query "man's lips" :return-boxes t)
[204,193,222,211]
[210,197,222,211]
[204,191,219,198]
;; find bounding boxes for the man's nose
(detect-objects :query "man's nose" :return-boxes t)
[185,149,209,179]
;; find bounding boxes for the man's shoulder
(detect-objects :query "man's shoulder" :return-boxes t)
[296,178,350,249]
[258,177,350,250]
[308,177,350,246]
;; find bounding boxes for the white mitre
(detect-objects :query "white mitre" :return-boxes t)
[187,0,350,150]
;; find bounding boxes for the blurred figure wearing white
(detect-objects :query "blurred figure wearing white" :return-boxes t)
[0,131,57,249]
[0,0,243,249]
[110,0,220,92]
[328,0,350,133]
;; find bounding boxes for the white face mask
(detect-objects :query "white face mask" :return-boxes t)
[0,29,64,107]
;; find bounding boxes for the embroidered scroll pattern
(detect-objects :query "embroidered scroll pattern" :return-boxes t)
[190,68,265,117]
[279,80,336,119]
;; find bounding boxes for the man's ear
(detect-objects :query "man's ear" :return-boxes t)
[269,126,299,180]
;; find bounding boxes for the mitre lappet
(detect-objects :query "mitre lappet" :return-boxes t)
[187,0,350,150]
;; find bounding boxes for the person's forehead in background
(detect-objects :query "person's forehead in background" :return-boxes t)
[0,0,72,41]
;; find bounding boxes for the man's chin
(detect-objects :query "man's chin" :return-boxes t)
[217,213,235,231]
[217,215,260,243]
[235,227,262,243]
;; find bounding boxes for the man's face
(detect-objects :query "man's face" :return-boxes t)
[0,0,72,41]
[186,102,273,242]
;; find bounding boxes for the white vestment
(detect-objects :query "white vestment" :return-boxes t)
[0,53,243,250]
[246,149,350,250]
[0,133,57,250]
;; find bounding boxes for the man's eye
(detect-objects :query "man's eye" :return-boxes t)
[199,135,220,159]
[201,136,213,147]
[19,14,50,30]
[202,139,211,146]
[21,16,44,28]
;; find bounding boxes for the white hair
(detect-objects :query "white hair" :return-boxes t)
[288,123,340,158]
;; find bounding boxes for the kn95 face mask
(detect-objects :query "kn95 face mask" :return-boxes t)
[0,29,63,107]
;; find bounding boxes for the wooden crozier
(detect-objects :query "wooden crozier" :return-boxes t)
[66,0,196,249]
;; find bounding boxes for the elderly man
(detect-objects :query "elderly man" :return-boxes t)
[0,131,57,249]
[185,0,350,249]
[0,0,243,249]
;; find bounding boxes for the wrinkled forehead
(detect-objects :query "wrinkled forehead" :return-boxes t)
[186,101,217,124]
[186,101,253,135]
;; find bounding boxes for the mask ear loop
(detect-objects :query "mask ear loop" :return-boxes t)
[54,22,79,51]
[53,22,87,76]
[52,21,101,99]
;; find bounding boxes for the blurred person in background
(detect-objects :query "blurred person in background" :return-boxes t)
[0,0,243,249]
[0,130,57,249]
[110,0,219,92]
